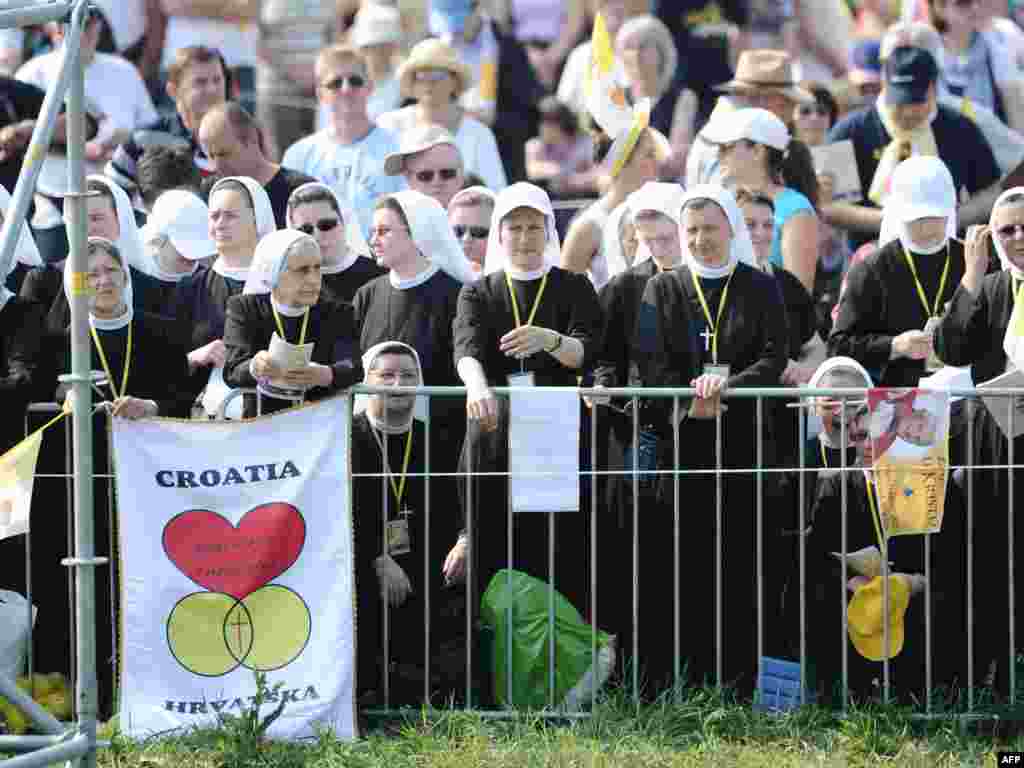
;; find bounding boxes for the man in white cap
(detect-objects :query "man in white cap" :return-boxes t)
[384,125,466,209]
[282,44,405,240]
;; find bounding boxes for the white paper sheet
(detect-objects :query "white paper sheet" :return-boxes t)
[509,388,580,513]
[919,365,973,403]
[812,139,862,202]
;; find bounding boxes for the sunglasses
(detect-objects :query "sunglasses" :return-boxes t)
[997,223,1024,239]
[321,74,367,91]
[453,225,489,240]
[296,218,340,235]
[414,168,459,183]
[952,0,977,7]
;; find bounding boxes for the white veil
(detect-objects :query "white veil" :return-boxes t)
[85,174,146,273]
[209,176,277,278]
[243,229,318,297]
[285,181,369,272]
[626,181,686,267]
[386,189,477,284]
[483,182,561,277]
[678,184,757,279]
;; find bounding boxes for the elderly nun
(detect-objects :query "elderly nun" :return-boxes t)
[632,184,787,695]
[169,176,276,414]
[350,340,460,706]
[286,182,384,304]
[223,229,360,418]
[445,182,602,624]
[935,188,1024,694]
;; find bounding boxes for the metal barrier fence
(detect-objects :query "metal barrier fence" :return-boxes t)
[7,384,1024,734]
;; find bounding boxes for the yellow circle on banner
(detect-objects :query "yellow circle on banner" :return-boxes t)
[167,592,245,677]
[238,585,311,671]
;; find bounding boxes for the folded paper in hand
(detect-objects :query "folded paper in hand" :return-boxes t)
[261,332,315,400]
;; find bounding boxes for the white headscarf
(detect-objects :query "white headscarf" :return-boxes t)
[137,190,213,283]
[0,182,42,311]
[209,176,277,280]
[483,182,561,279]
[243,230,319,315]
[878,156,957,256]
[383,189,477,287]
[625,181,686,269]
[991,187,1024,280]
[679,185,757,279]
[85,175,146,274]
[807,356,873,449]
[285,182,367,274]
[62,236,134,331]
[448,185,496,213]
[358,340,426,431]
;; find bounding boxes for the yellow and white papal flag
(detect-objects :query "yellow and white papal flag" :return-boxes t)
[0,431,43,542]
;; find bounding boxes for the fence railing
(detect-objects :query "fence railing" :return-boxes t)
[8,384,1024,731]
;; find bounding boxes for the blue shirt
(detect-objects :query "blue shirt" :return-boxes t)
[769,187,815,269]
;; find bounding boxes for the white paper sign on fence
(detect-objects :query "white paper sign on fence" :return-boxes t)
[112,396,355,740]
[509,388,580,513]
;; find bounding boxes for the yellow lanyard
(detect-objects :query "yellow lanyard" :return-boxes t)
[90,322,132,400]
[505,271,548,328]
[690,267,735,364]
[902,245,950,319]
[271,304,310,346]
[381,430,413,510]
[865,479,888,557]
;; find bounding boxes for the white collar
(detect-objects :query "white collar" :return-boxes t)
[212,259,250,281]
[90,304,132,331]
[271,295,307,317]
[506,265,548,281]
[690,259,734,280]
[389,263,439,290]
[321,250,360,276]
[367,410,413,435]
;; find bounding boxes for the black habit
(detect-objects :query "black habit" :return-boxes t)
[222,294,361,418]
[632,261,788,694]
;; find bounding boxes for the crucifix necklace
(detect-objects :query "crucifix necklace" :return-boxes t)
[690,267,736,363]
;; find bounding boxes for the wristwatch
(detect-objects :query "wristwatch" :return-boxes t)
[547,332,563,354]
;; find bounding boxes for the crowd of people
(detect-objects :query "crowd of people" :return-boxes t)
[1,0,1024,716]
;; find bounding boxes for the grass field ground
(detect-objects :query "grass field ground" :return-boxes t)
[88,687,1024,768]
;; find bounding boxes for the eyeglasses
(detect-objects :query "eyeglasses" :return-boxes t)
[797,103,829,117]
[370,225,409,240]
[414,168,459,183]
[953,0,977,7]
[321,74,367,90]
[997,223,1024,239]
[413,69,452,82]
[296,218,340,235]
[453,224,489,240]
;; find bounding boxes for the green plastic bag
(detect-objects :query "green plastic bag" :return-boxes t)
[480,569,615,710]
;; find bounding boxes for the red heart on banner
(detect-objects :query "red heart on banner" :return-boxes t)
[162,504,306,599]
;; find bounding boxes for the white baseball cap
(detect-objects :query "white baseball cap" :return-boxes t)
[699,107,791,151]
[142,189,216,261]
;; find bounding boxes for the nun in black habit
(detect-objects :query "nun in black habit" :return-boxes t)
[222,229,361,418]
[631,184,788,695]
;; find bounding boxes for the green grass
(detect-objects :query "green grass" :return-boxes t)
[90,685,1024,768]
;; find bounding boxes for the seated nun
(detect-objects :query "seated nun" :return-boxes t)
[223,229,361,418]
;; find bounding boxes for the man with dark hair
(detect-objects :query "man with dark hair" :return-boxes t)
[198,101,315,228]
[107,45,229,192]
[136,144,202,210]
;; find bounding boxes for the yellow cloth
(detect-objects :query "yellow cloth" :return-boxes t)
[867,101,938,206]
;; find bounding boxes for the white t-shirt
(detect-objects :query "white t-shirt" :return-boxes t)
[94,0,146,51]
[17,51,159,196]
[160,18,259,70]
[376,106,509,190]
[281,125,408,238]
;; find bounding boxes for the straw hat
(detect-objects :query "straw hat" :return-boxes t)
[714,50,814,104]
[846,574,911,662]
[397,38,473,99]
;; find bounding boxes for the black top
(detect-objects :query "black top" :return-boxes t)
[934,269,1016,385]
[454,266,602,387]
[634,262,788,392]
[774,265,817,360]
[829,238,966,386]
[595,258,660,390]
[222,293,361,417]
[354,270,463,387]
[0,296,43,450]
[320,257,386,305]
[201,167,317,229]
[52,312,192,417]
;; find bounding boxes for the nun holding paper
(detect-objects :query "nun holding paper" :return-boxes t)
[934,187,1024,694]
[223,229,361,418]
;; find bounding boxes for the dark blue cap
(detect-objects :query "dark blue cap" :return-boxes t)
[884,46,938,105]
[849,40,882,84]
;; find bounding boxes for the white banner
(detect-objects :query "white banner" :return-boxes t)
[112,397,356,740]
